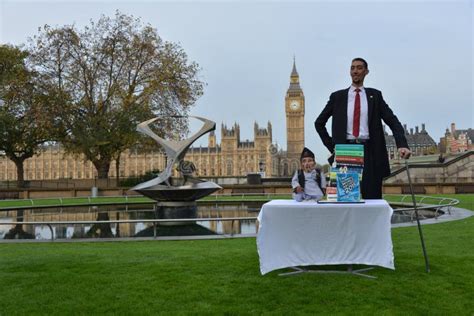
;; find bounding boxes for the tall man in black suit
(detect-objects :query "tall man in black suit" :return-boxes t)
[315,58,411,199]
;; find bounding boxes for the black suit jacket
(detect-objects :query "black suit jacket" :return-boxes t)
[314,87,408,178]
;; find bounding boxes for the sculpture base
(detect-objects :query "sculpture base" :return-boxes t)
[133,223,216,237]
[155,201,197,226]
[134,180,222,202]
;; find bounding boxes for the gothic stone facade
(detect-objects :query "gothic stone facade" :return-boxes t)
[0,61,305,181]
[439,123,474,154]
[385,123,438,159]
[1,60,440,181]
[0,122,279,180]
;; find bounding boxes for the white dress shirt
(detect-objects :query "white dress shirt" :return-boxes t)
[347,85,369,140]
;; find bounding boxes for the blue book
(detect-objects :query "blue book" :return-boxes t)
[334,166,363,174]
[331,166,363,180]
[336,172,361,202]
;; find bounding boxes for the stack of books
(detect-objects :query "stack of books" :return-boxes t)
[326,144,364,202]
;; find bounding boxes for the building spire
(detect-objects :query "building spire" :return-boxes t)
[291,55,299,77]
[288,57,301,91]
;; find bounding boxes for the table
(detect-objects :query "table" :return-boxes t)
[257,199,394,275]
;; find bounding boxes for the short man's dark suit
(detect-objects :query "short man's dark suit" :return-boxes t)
[315,87,409,199]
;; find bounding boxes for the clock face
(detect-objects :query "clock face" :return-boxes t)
[290,100,300,110]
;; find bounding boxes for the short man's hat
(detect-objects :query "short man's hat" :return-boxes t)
[300,147,315,160]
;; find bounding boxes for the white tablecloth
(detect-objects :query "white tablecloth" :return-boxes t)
[257,199,394,275]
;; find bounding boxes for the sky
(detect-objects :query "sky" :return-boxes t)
[1,0,473,160]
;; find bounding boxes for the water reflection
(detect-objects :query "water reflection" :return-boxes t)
[197,202,260,235]
[0,202,437,239]
[0,202,261,239]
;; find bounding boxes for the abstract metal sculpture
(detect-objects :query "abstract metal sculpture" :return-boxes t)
[131,116,222,203]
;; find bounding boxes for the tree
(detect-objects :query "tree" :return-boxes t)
[0,45,59,239]
[28,11,204,179]
[27,12,204,238]
[0,45,56,187]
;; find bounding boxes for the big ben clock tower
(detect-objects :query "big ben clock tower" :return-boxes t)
[285,58,305,174]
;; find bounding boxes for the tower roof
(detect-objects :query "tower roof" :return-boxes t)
[288,57,302,92]
[291,56,299,77]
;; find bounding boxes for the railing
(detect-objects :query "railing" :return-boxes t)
[0,180,77,189]
[383,194,459,221]
[207,192,291,200]
[0,192,460,209]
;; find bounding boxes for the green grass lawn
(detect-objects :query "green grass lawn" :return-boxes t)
[384,194,474,215]
[425,193,474,211]
[0,196,153,210]
[0,194,294,210]
[0,195,473,314]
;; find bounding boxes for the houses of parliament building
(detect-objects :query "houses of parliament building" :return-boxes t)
[0,60,438,182]
[0,61,306,181]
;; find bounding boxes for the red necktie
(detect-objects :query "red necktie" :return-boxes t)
[353,88,361,138]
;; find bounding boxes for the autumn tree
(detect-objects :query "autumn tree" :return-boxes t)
[0,45,62,239]
[28,11,204,179]
[0,45,57,188]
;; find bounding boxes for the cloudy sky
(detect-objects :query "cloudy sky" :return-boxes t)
[1,0,472,160]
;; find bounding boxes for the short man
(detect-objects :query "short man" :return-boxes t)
[315,58,411,199]
[292,147,326,202]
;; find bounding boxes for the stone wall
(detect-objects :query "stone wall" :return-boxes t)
[384,151,473,184]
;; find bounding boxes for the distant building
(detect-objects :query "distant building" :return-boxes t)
[183,122,277,177]
[0,60,305,181]
[3,59,449,181]
[385,123,437,160]
[439,123,474,154]
[284,59,305,175]
[181,58,306,178]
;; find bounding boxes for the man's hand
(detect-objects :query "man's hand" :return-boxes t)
[398,147,411,159]
[328,153,335,165]
[295,186,304,193]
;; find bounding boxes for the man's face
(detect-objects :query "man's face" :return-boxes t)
[301,157,315,172]
[350,60,369,85]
